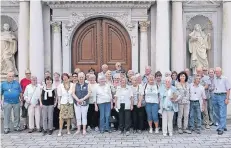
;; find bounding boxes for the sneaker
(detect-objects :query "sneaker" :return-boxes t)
[169,133,173,137]
[133,130,137,134]
[95,127,99,132]
[205,125,210,129]
[119,131,123,134]
[149,128,153,134]
[155,128,159,134]
[178,128,183,134]
[22,125,27,130]
[125,131,130,136]
[67,131,71,135]
[137,130,142,134]
[183,129,192,134]
[58,132,62,136]
[163,133,167,136]
[4,129,9,134]
[209,122,214,126]
[218,130,223,135]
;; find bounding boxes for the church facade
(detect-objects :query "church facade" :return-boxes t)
[1,1,231,115]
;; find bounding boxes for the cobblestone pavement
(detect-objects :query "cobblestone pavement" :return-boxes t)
[1,124,231,148]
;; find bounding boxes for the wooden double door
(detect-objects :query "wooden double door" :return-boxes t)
[72,18,131,73]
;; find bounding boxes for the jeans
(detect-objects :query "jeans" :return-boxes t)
[145,103,159,122]
[119,103,131,132]
[87,104,99,128]
[42,105,54,130]
[3,102,20,130]
[177,104,190,130]
[213,94,227,131]
[189,101,201,130]
[98,102,111,131]
[28,105,41,130]
[208,94,215,123]
[74,104,89,126]
[132,106,144,130]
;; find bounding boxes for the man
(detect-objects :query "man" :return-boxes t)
[185,68,193,84]
[196,67,210,129]
[213,67,230,135]
[98,64,108,76]
[112,62,123,78]
[142,66,151,85]
[1,71,22,134]
[20,69,32,130]
[189,74,206,134]
[207,68,216,126]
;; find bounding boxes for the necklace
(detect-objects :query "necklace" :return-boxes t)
[7,81,14,92]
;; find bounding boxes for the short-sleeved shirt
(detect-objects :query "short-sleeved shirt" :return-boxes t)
[144,84,159,104]
[214,76,231,93]
[115,86,133,109]
[20,78,31,93]
[23,84,41,105]
[96,84,112,104]
[1,80,22,104]
[131,85,143,105]
[57,83,74,104]
[189,83,206,101]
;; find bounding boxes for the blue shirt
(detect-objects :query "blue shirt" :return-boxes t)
[1,80,22,104]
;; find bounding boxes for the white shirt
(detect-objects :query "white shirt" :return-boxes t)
[89,83,98,104]
[96,84,112,104]
[24,84,41,105]
[57,83,74,104]
[144,84,159,104]
[115,86,133,109]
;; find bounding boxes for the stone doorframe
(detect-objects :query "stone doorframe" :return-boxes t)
[47,1,154,73]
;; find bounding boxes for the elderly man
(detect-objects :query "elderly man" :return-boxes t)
[142,66,151,85]
[185,68,193,84]
[213,67,230,135]
[112,62,123,78]
[1,71,22,134]
[99,64,109,76]
[189,74,206,134]
[196,67,210,129]
[20,69,32,130]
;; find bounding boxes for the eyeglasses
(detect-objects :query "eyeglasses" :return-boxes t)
[73,76,78,77]
[26,73,31,74]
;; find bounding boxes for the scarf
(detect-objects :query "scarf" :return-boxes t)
[43,85,55,100]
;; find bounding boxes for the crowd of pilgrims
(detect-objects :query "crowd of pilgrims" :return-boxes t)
[2,62,230,136]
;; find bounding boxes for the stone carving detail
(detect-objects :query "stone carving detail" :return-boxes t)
[1,23,18,75]
[51,21,61,33]
[64,11,132,46]
[188,24,211,74]
[139,21,150,32]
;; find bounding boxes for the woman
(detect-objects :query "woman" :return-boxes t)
[142,74,159,134]
[171,71,178,86]
[24,76,41,133]
[95,75,113,133]
[72,72,91,135]
[87,74,99,131]
[115,77,133,136]
[175,71,191,134]
[105,70,113,86]
[131,76,144,134]
[159,77,178,136]
[57,73,74,136]
[127,70,134,85]
[40,76,57,135]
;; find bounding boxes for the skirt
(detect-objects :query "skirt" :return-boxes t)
[59,104,74,119]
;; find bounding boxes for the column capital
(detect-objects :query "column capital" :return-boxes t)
[51,21,61,33]
[139,21,150,32]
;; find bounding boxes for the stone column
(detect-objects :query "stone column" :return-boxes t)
[171,1,184,72]
[18,0,29,81]
[51,21,62,75]
[222,1,231,116]
[156,0,170,73]
[139,21,150,75]
[29,0,44,82]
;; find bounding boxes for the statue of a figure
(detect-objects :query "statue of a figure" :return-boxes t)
[1,23,18,75]
[189,24,211,74]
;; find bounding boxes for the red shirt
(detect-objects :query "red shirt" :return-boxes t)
[20,78,31,93]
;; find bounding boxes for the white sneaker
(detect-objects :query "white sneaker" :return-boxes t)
[163,133,167,136]
[58,132,62,136]
[155,128,159,134]
[169,133,173,137]
[149,128,153,134]
[95,127,99,132]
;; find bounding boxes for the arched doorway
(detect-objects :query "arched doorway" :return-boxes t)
[72,17,132,73]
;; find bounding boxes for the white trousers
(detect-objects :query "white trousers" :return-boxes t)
[162,110,174,135]
[28,105,41,129]
[74,104,89,126]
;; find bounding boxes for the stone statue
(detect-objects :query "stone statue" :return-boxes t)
[189,24,211,74]
[1,23,18,75]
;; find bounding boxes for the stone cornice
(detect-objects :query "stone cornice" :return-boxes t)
[45,0,155,9]
[183,0,222,7]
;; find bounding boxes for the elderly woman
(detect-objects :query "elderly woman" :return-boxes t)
[57,73,74,136]
[175,71,191,134]
[72,72,91,135]
[105,70,113,86]
[24,76,42,133]
[159,77,178,136]
[115,77,133,136]
[40,76,57,135]
[95,75,113,133]
[131,76,144,134]
[142,74,159,134]
[87,74,99,131]
[127,70,135,85]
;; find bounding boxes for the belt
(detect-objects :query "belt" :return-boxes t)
[214,93,226,95]
[190,100,199,102]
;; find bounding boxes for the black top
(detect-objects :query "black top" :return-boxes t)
[41,89,56,106]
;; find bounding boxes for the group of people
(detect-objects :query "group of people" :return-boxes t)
[1,62,230,137]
